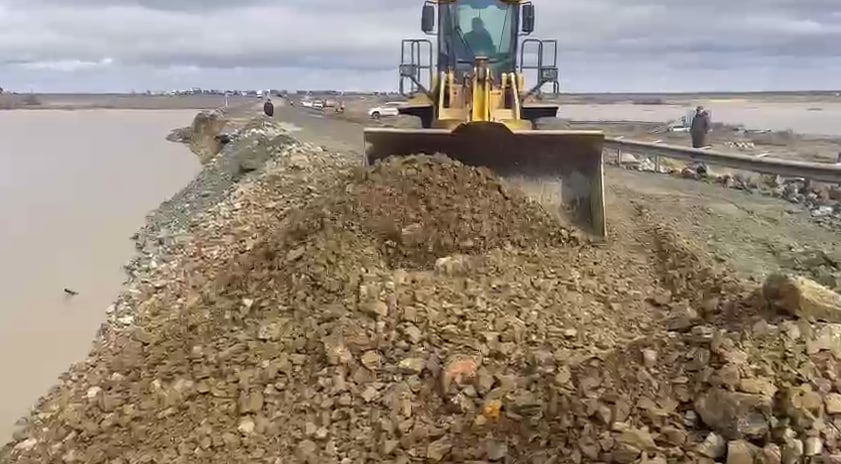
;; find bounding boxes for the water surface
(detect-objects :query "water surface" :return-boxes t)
[0,109,200,442]
[558,102,841,136]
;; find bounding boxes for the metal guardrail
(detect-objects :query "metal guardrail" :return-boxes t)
[604,137,841,184]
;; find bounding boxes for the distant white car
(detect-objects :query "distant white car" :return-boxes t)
[368,102,404,119]
[312,100,324,109]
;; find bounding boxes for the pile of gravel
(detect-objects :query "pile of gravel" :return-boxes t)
[7,145,841,464]
[130,118,296,272]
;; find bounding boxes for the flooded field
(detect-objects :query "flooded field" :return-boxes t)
[558,101,841,136]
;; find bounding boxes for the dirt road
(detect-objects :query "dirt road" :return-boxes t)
[267,104,841,290]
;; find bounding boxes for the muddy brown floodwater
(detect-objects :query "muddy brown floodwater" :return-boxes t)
[558,102,841,135]
[0,110,200,441]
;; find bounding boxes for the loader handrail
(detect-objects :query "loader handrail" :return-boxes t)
[604,138,841,184]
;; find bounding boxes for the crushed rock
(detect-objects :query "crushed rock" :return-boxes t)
[7,136,841,464]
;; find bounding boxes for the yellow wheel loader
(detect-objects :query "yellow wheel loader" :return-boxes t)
[363,0,606,237]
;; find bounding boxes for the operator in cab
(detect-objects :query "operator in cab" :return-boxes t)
[463,16,496,57]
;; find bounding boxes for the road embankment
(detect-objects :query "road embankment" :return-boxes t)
[5,107,841,464]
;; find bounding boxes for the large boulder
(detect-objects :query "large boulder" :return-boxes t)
[165,126,192,144]
[230,121,296,174]
[694,388,772,440]
[188,109,228,163]
[763,273,841,322]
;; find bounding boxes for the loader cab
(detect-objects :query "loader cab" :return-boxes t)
[432,0,522,78]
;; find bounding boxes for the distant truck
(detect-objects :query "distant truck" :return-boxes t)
[301,99,325,109]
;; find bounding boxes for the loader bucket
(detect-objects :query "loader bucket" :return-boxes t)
[363,122,606,238]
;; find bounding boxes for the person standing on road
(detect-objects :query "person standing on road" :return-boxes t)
[690,106,711,148]
[263,98,274,118]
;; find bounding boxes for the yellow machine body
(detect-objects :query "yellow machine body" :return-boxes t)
[363,0,606,236]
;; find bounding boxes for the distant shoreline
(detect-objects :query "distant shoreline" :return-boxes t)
[0,90,840,111]
[0,93,255,111]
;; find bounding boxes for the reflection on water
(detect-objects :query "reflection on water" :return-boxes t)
[0,110,200,442]
[558,102,841,136]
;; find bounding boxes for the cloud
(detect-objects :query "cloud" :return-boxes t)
[0,0,839,92]
[17,58,113,72]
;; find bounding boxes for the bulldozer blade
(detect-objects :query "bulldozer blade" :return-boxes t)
[363,122,606,238]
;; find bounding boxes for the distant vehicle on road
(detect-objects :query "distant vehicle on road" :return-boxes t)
[301,100,314,108]
[368,102,404,120]
[312,100,325,109]
[668,108,713,133]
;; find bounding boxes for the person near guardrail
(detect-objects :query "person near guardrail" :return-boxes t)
[263,98,274,118]
[690,106,711,148]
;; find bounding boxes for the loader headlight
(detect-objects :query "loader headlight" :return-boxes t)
[400,64,418,78]
[540,67,558,82]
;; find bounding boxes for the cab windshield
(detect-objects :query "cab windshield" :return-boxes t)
[444,0,516,64]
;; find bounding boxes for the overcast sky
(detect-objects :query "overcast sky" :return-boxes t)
[1,0,840,93]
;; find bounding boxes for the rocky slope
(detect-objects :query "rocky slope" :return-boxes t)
[4,118,841,464]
